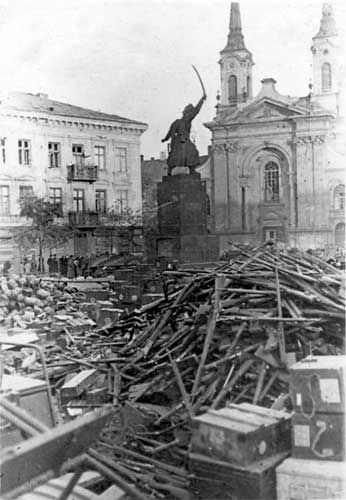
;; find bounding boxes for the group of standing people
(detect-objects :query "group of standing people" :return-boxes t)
[47,254,93,278]
[22,256,38,274]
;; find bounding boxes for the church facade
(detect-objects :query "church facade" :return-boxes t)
[205,3,345,252]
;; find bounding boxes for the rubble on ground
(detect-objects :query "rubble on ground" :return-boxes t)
[1,247,345,499]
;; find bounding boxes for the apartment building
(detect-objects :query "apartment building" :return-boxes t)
[0,92,147,268]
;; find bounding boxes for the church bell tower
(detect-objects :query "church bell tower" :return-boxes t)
[219,2,254,108]
[311,3,341,113]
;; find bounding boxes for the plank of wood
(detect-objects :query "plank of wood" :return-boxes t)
[61,369,98,399]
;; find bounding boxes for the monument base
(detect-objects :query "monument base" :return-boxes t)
[157,173,208,236]
[145,233,219,264]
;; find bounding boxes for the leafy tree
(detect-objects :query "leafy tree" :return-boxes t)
[13,195,73,272]
[102,205,143,255]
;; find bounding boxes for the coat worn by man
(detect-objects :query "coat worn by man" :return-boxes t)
[162,96,206,175]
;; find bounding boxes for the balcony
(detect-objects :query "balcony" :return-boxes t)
[0,214,31,227]
[68,211,99,227]
[67,164,98,183]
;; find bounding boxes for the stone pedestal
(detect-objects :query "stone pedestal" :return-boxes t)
[151,173,219,263]
[157,173,207,236]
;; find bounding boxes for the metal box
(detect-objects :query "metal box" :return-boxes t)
[190,403,291,466]
[290,355,346,415]
[189,451,288,500]
[276,457,346,500]
[1,374,54,448]
[291,411,345,461]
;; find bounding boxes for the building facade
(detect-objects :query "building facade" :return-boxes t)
[206,3,345,253]
[0,92,147,267]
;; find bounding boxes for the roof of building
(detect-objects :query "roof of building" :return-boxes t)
[0,92,147,127]
[207,77,334,128]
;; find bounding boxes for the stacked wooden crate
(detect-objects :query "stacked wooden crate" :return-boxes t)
[276,356,346,500]
[189,403,291,500]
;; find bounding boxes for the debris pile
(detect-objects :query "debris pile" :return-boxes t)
[2,248,345,499]
[0,274,95,332]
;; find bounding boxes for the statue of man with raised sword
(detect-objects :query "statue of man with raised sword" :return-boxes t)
[161,66,207,176]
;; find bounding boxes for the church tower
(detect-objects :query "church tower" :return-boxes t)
[311,3,341,113]
[219,3,254,108]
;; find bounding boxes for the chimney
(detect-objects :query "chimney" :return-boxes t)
[160,150,167,161]
[256,78,280,100]
[261,78,277,91]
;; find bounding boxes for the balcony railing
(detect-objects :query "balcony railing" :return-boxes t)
[0,215,31,227]
[68,211,99,227]
[67,164,98,183]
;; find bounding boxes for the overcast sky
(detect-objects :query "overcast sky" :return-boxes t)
[0,0,345,158]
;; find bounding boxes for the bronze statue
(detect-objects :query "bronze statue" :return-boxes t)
[162,66,207,176]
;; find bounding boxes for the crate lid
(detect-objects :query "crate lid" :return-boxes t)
[193,403,290,433]
[290,355,346,372]
[1,374,47,393]
[277,457,346,479]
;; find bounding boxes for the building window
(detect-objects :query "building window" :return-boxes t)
[18,139,31,166]
[118,190,128,213]
[334,184,345,210]
[241,186,246,230]
[95,190,107,212]
[264,162,280,202]
[1,138,6,164]
[73,188,84,212]
[228,75,237,104]
[0,186,9,214]
[246,76,251,98]
[48,142,61,168]
[72,144,84,167]
[322,62,332,91]
[49,187,63,216]
[116,147,127,172]
[19,185,34,201]
[94,145,105,170]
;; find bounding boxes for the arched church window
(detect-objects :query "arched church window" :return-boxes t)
[228,75,237,104]
[334,184,345,210]
[322,62,332,91]
[264,162,280,202]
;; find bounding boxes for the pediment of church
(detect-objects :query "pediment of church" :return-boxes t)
[240,99,304,121]
[214,98,307,127]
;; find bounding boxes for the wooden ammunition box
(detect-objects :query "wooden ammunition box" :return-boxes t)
[190,403,291,466]
[291,411,345,461]
[1,375,54,448]
[276,457,346,500]
[189,451,289,500]
[118,285,141,304]
[60,369,98,402]
[290,355,346,415]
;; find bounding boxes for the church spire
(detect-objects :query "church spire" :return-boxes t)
[310,3,341,113]
[219,3,253,107]
[313,3,337,39]
[222,2,247,52]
